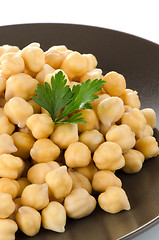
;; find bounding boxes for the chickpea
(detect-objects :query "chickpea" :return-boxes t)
[141,108,156,129]
[92,170,122,192]
[0,219,18,240]
[36,64,55,86]
[91,93,110,113]
[78,109,99,132]
[50,123,79,149]
[17,178,30,197]
[124,105,133,113]
[16,206,41,236]
[9,198,22,220]
[103,71,126,96]
[11,132,35,159]
[79,129,105,152]
[64,188,96,219]
[122,149,145,173]
[0,134,17,154]
[0,116,15,135]
[93,142,125,170]
[5,73,38,101]
[142,125,153,137]
[106,124,136,153]
[27,99,41,113]
[120,89,141,109]
[65,142,91,168]
[80,68,102,83]
[44,69,70,86]
[98,186,130,213]
[26,113,54,139]
[75,162,98,182]
[99,122,114,136]
[27,161,60,184]
[0,178,20,199]
[0,193,15,218]
[97,97,124,128]
[82,53,97,72]
[30,138,60,163]
[45,166,72,199]
[135,136,159,159]
[21,45,45,73]
[0,44,19,57]
[45,49,64,69]
[68,169,92,194]
[42,201,66,233]
[4,97,33,128]
[0,52,25,78]
[21,183,49,210]
[0,73,6,95]
[48,45,68,52]
[121,108,147,139]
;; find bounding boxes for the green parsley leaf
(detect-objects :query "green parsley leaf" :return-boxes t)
[32,70,105,124]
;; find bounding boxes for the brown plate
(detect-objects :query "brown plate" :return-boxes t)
[0,23,159,240]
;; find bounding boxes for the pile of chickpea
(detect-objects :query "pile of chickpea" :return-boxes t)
[0,42,159,240]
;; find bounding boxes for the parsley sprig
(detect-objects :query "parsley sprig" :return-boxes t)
[32,71,105,124]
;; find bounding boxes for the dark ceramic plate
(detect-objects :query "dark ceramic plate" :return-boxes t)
[0,23,159,240]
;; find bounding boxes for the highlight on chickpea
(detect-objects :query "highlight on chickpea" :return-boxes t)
[0,42,158,239]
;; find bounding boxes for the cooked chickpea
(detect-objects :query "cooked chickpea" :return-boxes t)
[106,124,136,153]
[80,68,102,83]
[16,206,41,236]
[21,183,49,210]
[5,73,38,101]
[11,132,35,159]
[0,44,19,56]
[92,170,122,192]
[36,64,55,86]
[26,113,54,139]
[9,198,22,220]
[0,134,17,154]
[0,116,15,135]
[124,105,133,113]
[17,178,30,197]
[0,193,15,218]
[91,93,110,113]
[79,129,105,152]
[122,149,145,173]
[135,136,159,159]
[42,201,66,233]
[142,125,153,137]
[4,97,33,128]
[0,52,25,78]
[78,109,99,132]
[141,108,156,129]
[93,142,125,170]
[0,178,20,199]
[98,186,130,213]
[50,123,79,149]
[45,49,64,69]
[120,89,141,109]
[0,219,18,240]
[82,53,97,72]
[64,188,96,219]
[99,122,115,135]
[75,162,98,181]
[0,73,6,95]
[45,166,72,199]
[65,142,91,168]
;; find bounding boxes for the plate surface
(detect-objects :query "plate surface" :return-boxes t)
[0,23,159,240]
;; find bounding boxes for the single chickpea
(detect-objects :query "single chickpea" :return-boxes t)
[65,142,91,168]
[91,93,110,113]
[68,169,92,194]
[21,183,49,210]
[79,129,105,152]
[26,113,54,139]
[27,99,41,113]
[11,132,35,159]
[78,109,99,132]
[122,149,145,173]
[50,123,79,149]
[0,134,17,154]
[45,166,72,199]
[80,68,102,83]
[42,201,66,233]
[64,188,96,219]
[36,64,55,86]
[9,198,22,220]
[0,52,25,78]
[142,125,153,137]
[16,206,41,236]
[120,89,141,109]
[17,178,30,197]
[0,178,20,199]
[93,142,125,170]
[27,161,60,184]
[106,124,136,153]
[21,45,45,73]
[135,136,159,159]
[44,69,70,86]
[75,162,98,181]
[48,45,68,52]
[141,108,156,129]
[92,170,122,193]
[97,97,124,129]
[4,97,34,128]
[103,71,126,96]
[121,108,147,139]
[5,73,38,101]
[0,219,18,240]
[30,138,60,163]
[45,49,64,69]
[98,186,130,213]
[82,53,97,72]
[0,193,15,218]
[0,73,6,95]
[0,44,19,56]
[0,115,15,135]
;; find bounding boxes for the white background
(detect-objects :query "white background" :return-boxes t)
[0,0,159,239]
